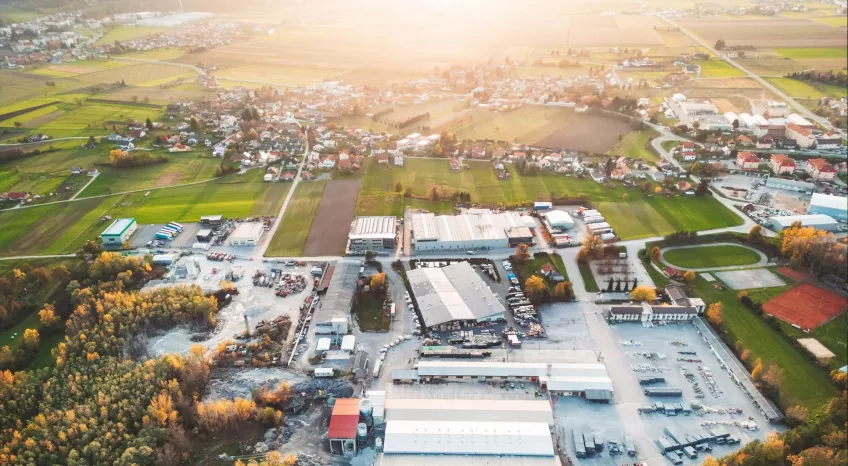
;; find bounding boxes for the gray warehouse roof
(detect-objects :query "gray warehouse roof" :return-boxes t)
[411,210,528,243]
[407,261,506,327]
[810,193,847,211]
[769,214,837,228]
[351,216,397,239]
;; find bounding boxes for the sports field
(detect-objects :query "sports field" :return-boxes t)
[691,278,837,410]
[356,159,743,239]
[762,283,847,331]
[662,244,761,269]
[265,181,327,257]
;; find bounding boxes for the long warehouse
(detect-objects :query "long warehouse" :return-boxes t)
[410,210,533,252]
[407,261,506,329]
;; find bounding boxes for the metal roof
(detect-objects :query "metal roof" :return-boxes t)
[351,216,397,239]
[769,214,837,227]
[810,193,847,212]
[541,376,614,392]
[416,361,548,378]
[407,262,506,327]
[411,210,527,243]
[328,398,360,439]
[378,454,560,466]
[385,399,553,424]
[102,218,135,236]
[383,421,555,456]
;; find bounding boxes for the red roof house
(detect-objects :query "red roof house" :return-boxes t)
[736,151,760,171]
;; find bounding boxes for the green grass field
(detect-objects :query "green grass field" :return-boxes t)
[29,102,164,138]
[692,60,747,78]
[811,16,848,28]
[781,314,848,371]
[767,77,847,100]
[95,26,169,45]
[357,159,743,238]
[78,154,222,197]
[607,129,660,162]
[265,181,327,256]
[775,47,848,59]
[690,278,837,411]
[0,6,38,23]
[662,244,761,269]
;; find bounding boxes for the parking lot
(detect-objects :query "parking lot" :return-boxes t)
[711,173,811,214]
[555,316,775,465]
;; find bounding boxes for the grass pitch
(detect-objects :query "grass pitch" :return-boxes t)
[662,244,762,269]
[265,181,327,257]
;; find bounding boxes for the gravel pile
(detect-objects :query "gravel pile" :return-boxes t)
[291,379,354,398]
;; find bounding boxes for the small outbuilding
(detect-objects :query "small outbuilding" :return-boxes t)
[196,229,214,243]
[543,210,575,229]
[228,222,264,246]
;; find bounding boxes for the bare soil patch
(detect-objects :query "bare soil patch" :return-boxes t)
[23,109,65,128]
[533,115,631,153]
[711,98,738,113]
[302,179,361,256]
[155,171,181,187]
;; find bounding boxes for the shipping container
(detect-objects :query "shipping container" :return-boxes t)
[534,201,552,210]
[583,216,606,224]
[314,368,334,378]
[573,430,586,458]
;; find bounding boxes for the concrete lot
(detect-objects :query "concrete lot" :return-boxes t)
[714,268,786,290]
[557,317,774,465]
[130,222,204,248]
[711,173,812,215]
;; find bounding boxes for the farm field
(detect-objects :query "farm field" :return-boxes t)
[690,278,837,411]
[452,106,633,153]
[356,158,743,239]
[94,26,169,45]
[0,104,62,128]
[662,244,762,269]
[774,47,848,59]
[606,129,660,162]
[32,102,163,138]
[78,154,222,197]
[302,180,361,256]
[766,77,839,100]
[692,60,747,78]
[265,181,327,257]
[0,197,115,256]
[121,48,187,60]
[678,18,848,48]
[811,16,848,28]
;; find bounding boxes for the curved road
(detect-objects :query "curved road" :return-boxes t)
[657,242,772,272]
[658,15,844,139]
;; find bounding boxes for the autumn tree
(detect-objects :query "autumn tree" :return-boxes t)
[515,244,530,263]
[190,116,201,132]
[580,234,603,260]
[740,349,750,361]
[683,270,696,282]
[554,281,574,300]
[651,246,661,261]
[370,272,386,290]
[525,276,547,301]
[426,183,442,201]
[630,286,656,302]
[38,303,60,328]
[762,364,784,389]
[245,128,259,141]
[785,405,809,426]
[433,143,443,156]
[748,225,763,243]
[751,358,764,381]
[21,328,39,351]
[706,302,723,325]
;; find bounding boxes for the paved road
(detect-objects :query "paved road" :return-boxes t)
[657,242,772,272]
[658,15,844,139]
[254,126,310,260]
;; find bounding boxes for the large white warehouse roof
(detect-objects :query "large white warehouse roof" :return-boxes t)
[379,454,559,466]
[411,210,527,243]
[407,262,506,327]
[810,193,847,212]
[416,361,548,378]
[541,376,614,392]
[769,214,837,229]
[383,421,555,456]
[543,210,574,228]
[385,399,554,425]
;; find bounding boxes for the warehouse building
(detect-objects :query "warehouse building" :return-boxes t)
[100,218,137,245]
[768,214,839,232]
[764,176,815,194]
[543,210,575,229]
[347,216,397,253]
[328,398,360,456]
[313,261,356,339]
[808,193,847,221]
[399,361,614,401]
[196,229,214,243]
[381,398,557,462]
[407,261,506,329]
[505,226,534,246]
[227,222,264,246]
[410,210,531,252]
[200,214,224,226]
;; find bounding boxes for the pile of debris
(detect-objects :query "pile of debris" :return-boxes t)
[254,315,292,340]
[291,379,354,398]
[275,272,308,297]
[526,323,546,338]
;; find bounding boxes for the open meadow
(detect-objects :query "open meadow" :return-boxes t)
[78,154,222,197]
[94,26,169,45]
[678,18,848,48]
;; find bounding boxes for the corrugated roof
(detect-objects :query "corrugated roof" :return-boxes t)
[810,193,847,212]
[351,216,397,239]
[416,361,548,377]
[770,214,837,227]
[407,262,506,327]
[385,399,553,424]
[333,398,361,416]
[328,414,358,439]
[383,421,555,456]
[102,218,135,236]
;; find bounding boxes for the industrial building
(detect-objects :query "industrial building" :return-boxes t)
[227,222,264,246]
[380,398,557,463]
[666,96,731,131]
[196,228,214,243]
[100,218,137,245]
[410,210,532,252]
[542,210,574,229]
[200,214,224,226]
[347,216,397,252]
[328,398,360,456]
[394,361,614,401]
[607,302,701,323]
[313,261,356,339]
[407,261,506,329]
[808,193,847,221]
[764,176,815,194]
[768,214,839,232]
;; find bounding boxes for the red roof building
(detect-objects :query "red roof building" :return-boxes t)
[328,399,359,439]
[769,154,795,175]
[1,192,29,201]
[805,158,837,181]
[736,151,760,171]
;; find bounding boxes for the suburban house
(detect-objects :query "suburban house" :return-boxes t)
[376,153,389,164]
[805,158,837,181]
[610,167,629,180]
[676,181,693,192]
[540,264,565,282]
[756,136,773,149]
[449,157,461,172]
[681,150,697,162]
[168,143,192,153]
[769,154,796,175]
[394,154,404,167]
[785,123,816,149]
[736,151,760,171]
[264,167,279,182]
[71,166,83,176]
[650,167,665,182]
[319,157,336,169]
[0,192,29,201]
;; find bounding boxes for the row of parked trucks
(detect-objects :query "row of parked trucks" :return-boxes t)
[155,222,185,241]
[657,426,740,464]
[572,430,636,459]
